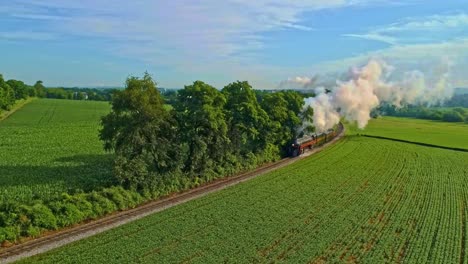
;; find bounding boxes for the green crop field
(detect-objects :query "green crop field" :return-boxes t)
[353,116,468,149]
[21,131,468,263]
[0,99,114,203]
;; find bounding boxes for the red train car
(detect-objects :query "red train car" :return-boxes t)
[290,126,340,157]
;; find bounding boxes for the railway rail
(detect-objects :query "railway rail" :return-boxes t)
[0,127,344,264]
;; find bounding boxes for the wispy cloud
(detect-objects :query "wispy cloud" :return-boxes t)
[0,1,383,60]
[3,0,463,89]
[344,13,468,45]
[343,33,397,45]
[0,31,56,41]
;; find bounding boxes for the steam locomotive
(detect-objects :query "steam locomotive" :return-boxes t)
[290,123,343,157]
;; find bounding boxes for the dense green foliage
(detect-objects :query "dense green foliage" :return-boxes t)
[21,126,468,263]
[355,116,468,149]
[100,74,181,189]
[175,81,230,177]
[100,75,306,190]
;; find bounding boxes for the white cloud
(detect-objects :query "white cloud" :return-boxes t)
[0,0,389,87]
[3,0,460,89]
[343,33,397,44]
[345,13,468,45]
[385,13,468,32]
[0,1,383,60]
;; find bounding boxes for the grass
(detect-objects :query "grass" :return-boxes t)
[21,122,468,263]
[351,116,468,149]
[0,99,114,203]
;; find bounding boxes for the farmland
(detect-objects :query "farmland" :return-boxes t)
[353,116,468,149]
[0,99,114,203]
[21,129,468,263]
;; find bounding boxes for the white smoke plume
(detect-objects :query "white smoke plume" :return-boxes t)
[298,59,454,132]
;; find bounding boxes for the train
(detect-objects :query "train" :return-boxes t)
[289,123,343,157]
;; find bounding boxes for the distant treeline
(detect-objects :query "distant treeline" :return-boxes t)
[379,104,468,123]
[0,74,118,112]
[446,94,468,108]
[42,87,117,101]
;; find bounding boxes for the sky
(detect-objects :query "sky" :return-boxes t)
[0,0,467,89]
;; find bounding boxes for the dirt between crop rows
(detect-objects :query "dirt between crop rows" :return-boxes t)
[0,128,344,264]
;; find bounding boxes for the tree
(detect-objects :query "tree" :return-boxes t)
[222,81,273,160]
[261,91,303,152]
[0,75,15,110]
[6,79,29,100]
[34,81,46,98]
[100,73,180,188]
[174,81,230,176]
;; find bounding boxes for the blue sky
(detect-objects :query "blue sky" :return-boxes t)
[1,0,468,89]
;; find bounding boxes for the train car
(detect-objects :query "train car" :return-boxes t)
[290,125,341,157]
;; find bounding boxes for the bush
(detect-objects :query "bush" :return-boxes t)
[101,187,128,210]
[48,201,85,227]
[0,212,18,227]
[63,193,95,219]
[30,204,57,230]
[24,225,41,238]
[86,191,118,217]
[0,226,20,242]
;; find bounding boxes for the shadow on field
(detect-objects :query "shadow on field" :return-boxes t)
[0,154,117,193]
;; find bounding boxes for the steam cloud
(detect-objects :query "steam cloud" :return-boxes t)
[295,59,453,132]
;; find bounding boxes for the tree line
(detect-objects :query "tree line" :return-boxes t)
[0,74,116,112]
[378,104,468,123]
[100,73,312,190]
[41,87,116,101]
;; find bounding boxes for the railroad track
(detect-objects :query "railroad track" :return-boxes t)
[0,127,345,263]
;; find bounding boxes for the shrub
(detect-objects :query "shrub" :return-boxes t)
[30,203,57,230]
[0,226,20,242]
[63,193,95,219]
[0,212,18,227]
[24,225,41,238]
[101,187,128,210]
[48,201,85,227]
[86,191,117,217]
